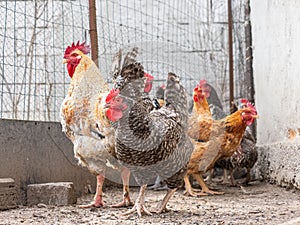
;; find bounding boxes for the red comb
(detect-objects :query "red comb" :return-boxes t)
[246,102,256,111]
[193,87,198,92]
[144,72,154,81]
[243,100,257,115]
[199,80,207,87]
[64,41,90,59]
[240,98,249,104]
[105,89,120,103]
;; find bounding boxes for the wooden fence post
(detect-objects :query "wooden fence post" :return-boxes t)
[89,0,99,67]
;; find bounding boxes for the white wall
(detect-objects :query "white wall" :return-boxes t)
[251,0,300,144]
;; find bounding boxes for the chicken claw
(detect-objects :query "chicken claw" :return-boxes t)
[193,173,224,195]
[198,189,224,195]
[121,184,152,217]
[79,174,106,208]
[111,194,133,208]
[79,194,105,208]
[183,175,208,197]
[153,188,176,214]
[183,188,209,197]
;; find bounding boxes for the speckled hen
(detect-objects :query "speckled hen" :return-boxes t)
[106,56,193,217]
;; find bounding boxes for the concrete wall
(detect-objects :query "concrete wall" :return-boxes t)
[0,119,97,205]
[251,0,300,188]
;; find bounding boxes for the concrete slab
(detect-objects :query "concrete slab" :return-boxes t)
[0,119,97,205]
[255,143,300,189]
[0,178,17,210]
[27,182,77,206]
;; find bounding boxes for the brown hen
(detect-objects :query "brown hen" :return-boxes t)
[184,90,258,196]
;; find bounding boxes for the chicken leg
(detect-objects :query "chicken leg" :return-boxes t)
[193,173,224,195]
[154,188,176,213]
[111,167,134,207]
[240,168,252,185]
[183,175,208,197]
[122,184,152,217]
[79,174,105,208]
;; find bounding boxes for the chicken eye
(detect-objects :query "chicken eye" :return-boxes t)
[114,98,121,103]
[71,53,79,57]
[70,53,81,60]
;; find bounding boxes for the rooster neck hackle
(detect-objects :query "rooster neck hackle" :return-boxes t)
[193,98,211,116]
[62,51,111,137]
[222,109,247,134]
[69,55,109,99]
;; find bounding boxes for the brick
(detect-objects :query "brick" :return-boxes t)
[0,178,17,210]
[27,182,77,206]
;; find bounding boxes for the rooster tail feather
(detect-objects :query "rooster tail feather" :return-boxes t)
[111,47,139,81]
[111,49,122,80]
[164,72,189,125]
[123,47,138,67]
[113,48,145,97]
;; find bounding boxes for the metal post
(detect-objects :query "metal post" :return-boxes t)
[227,0,234,113]
[88,0,99,67]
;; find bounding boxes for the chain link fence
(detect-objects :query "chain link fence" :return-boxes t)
[0,0,251,122]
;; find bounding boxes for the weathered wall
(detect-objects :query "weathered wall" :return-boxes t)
[0,119,97,205]
[251,0,300,188]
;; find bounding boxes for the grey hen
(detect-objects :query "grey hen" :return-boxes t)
[106,57,193,216]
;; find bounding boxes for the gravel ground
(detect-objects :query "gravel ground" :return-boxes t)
[1,180,300,225]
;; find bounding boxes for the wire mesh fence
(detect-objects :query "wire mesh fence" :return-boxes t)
[0,0,251,122]
[0,0,89,121]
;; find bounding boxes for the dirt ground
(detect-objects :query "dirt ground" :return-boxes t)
[1,180,300,225]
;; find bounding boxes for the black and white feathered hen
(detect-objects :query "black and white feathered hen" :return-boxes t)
[106,53,193,217]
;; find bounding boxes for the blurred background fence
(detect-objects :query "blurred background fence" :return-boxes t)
[0,0,252,122]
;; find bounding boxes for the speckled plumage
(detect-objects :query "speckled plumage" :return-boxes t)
[114,63,193,188]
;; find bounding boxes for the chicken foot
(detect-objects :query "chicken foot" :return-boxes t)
[111,167,134,207]
[79,174,105,208]
[153,188,176,214]
[122,184,152,217]
[193,173,224,195]
[183,175,208,197]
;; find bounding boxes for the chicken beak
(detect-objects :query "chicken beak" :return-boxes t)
[252,115,259,119]
[103,103,110,109]
[62,59,68,64]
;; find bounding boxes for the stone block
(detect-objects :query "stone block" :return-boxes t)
[0,178,17,210]
[27,182,77,206]
[255,143,300,189]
